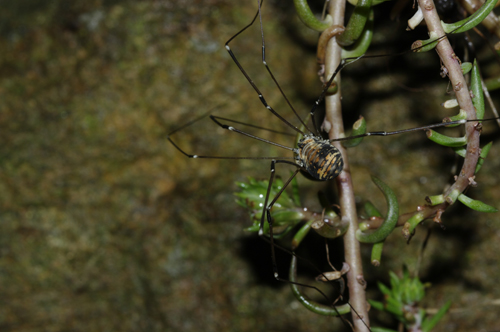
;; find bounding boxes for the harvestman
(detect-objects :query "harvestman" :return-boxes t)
[167,0,499,327]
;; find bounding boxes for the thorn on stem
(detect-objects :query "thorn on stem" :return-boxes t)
[468,176,477,187]
[432,209,444,224]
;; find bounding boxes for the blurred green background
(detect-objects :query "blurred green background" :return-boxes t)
[1,0,499,331]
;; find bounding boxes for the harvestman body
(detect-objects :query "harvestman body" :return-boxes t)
[297,134,344,180]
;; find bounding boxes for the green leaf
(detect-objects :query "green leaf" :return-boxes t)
[364,200,382,218]
[368,299,385,311]
[343,116,367,148]
[356,176,399,243]
[403,212,425,238]
[453,141,492,173]
[371,241,384,266]
[457,194,498,212]
[461,62,472,75]
[449,109,467,120]
[385,297,403,316]
[341,10,374,58]
[377,281,392,296]
[293,0,332,31]
[426,130,467,147]
[389,271,401,296]
[426,194,445,206]
[443,109,467,128]
[291,220,313,249]
[471,59,485,120]
[421,301,452,332]
[411,32,440,53]
[441,0,497,34]
[338,0,373,46]
[485,76,500,91]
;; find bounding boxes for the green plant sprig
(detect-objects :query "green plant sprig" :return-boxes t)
[369,268,451,331]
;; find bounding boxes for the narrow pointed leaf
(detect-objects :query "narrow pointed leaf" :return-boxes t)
[458,194,498,212]
[441,0,497,34]
[426,130,467,147]
[421,300,452,332]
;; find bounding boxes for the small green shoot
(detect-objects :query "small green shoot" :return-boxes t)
[369,267,451,331]
[235,176,303,237]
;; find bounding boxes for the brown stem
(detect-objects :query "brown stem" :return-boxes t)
[324,0,370,330]
[363,0,483,237]
[398,0,482,235]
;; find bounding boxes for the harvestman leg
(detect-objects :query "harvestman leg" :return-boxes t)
[224,0,312,136]
[259,160,300,280]
[167,114,295,160]
[209,116,296,151]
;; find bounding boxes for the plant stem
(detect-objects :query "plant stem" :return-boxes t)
[396,0,483,235]
[324,0,370,330]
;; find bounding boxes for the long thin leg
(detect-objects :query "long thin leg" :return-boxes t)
[209,116,295,152]
[167,136,294,161]
[258,161,333,283]
[329,116,500,143]
[259,162,301,279]
[309,56,363,131]
[166,111,212,137]
[255,1,315,134]
[224,1,307,136]
[211,115,295,136]
[166,115,297,160]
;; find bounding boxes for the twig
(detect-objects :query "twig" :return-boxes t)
[323,0,371,330]
[399,0,483,237]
